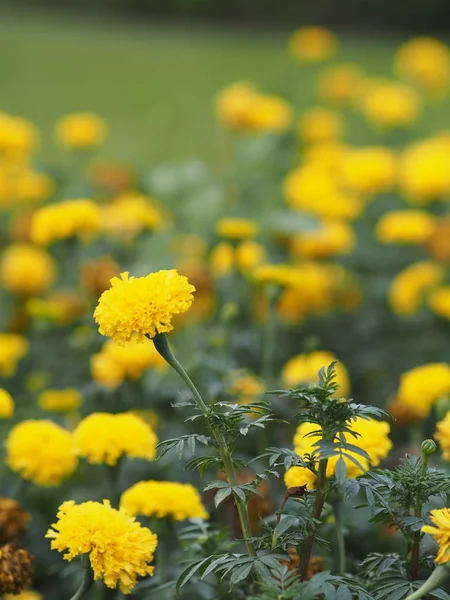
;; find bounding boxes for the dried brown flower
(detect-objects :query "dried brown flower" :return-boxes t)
[0,543,32,594]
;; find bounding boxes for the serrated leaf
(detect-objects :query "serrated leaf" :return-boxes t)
[229,562,254,587]
[214,487,232,508]
[335,456,347,483]
[175,440,184,460]
[176,557,211,594]
[232,486,246,503]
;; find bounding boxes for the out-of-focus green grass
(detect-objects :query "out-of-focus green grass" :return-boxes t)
[0,8,409,166]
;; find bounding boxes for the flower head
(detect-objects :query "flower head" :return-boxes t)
[46,500,157,593]
[0,498,29,545]
[428,286,450,319]
[289,27,337,62]
[215,217,259,240]
[395,37,450,95]
[0,390,14,418]
[37,389,82,413]
[1,245,56,296]
[120,481,208,521]
[297,107,346,144]
[290,220,355,259]
[338,146,397,197]
[0,335,29,377]
[73,412,157,466]
[55,113,107,149]
[6,420,77,486]
[422,508,450,564]
[375,210,435,244]
[0,544,32,595]
[94,270,195,345]
[389,261,444,315]
[398,363,450,419]
[31,199,101,246]
[358,79,420,129]
[282,351,350,397]
[316,63,364,105]
[102,193,164,240]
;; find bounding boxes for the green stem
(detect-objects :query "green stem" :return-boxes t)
[69,555,94,600]
[333,500,346,575]
[152,333,256,558]
[298,457,329,580]
[410,454,430,580]
[261,285,279,387]
[404,565,450,600]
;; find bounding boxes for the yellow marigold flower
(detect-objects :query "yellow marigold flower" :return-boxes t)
[94,270,195,345]
[283,164,363,220]
[253,263,298,288]
[101,193,164,240]
[73,412,157,466]
[120,480,208,521]
[297,108,346,144]
[284,465,318,490]
[394,37,450,96]
[4,592,42,600]
[427,217,450,263]
[358,79,421,129]
[0,334,29,377]
[389,261,444,315]
[249,95,293,133]
[435,412,450,461]
[26,291,86,326]
[0,245,56,296]
[303,141,346,173]
[398,363,450,419]
[229,371,265,407]
[375,210,435,244]
[31,199,101,246]
[209,242,235,276]
[55,113,108,149]
[0,113,39,157]
[46,499,157,593]
[16,170,54,204]
[422,508,450,564]
[289,27,337,63]
[291,220,355,259]
[338,147,398,197]
[215,217,259,240]
[6,420,77,486]
[428,286,450,319]
[91,337,168,390]
[0,389,14,418]
[37,389,82,412]
[235,240,267,272]
[399,136,450,203]
[282,351,350,397]
[316,63,364,105]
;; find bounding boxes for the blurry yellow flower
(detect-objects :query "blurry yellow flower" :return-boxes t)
[91,337,168,390]
[1,245,56,296]
[436,413,450,462]
[38,389,82,412]
[338,147,397,197]
[229,371,265,406]
[73,412,157,466]
[101,193,164,240]
[0,113,39,158]
[216,217,259,240]
[253,263,298,288]
[422,508,450,564]
[249,95,293,133]
[0,389,14,418]
[282,351,350,397]
[375,210,435,244]
[31,199,102,246]
[389,261,444,315]
[0,334,29,377]
[284,465,318,490]
[6,420,77,486]
[169,234,207,260]
[398,363,450,419]
[235,240,267,272]
[289,27,337,63]
[120,480,208,520]
[297,108,345,144]
[27,292,86,325]
[291,220,355,259]
[94,270,195,345]
[82,256,120,297]
[399,136,450,202]
[427,217,450,263]
[316,63,364,105]
[283,164,363,220]
[395,37,450,96]
[46,500,157,594]
[303,141,346,172]
[55,113,108,149]
[358,79,421,129]
[16,170,54,204]
[209,242,235,276]
[4,592,42,600]
[428,286,450,319]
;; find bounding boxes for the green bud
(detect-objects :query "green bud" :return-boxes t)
[421,439,437,456]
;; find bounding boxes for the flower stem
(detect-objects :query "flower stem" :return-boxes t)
[152,333,256,558]
[69,555,94,600]
[298,457,329,580]
[333,500,346,575]
[261,285,279,387]
[404,564,450,600]
[410,452,430,580]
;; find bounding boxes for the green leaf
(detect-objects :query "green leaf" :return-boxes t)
[176,557,211,594]
[214,487,232,508]
[229,562,254,587]
[335,457,347,483]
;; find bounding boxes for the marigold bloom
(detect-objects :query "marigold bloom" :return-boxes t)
[55,113,107,149]
[358,79,421,129]
[46,500,157,593]
[73,412,157,466]
[0,498,29,545]
[235,240,267,272]
[427,218,450,263]
[4,592,42,600]
[291,220,355,259]
[0,390,14,418]
[209,242,235,276]
[91,337,168,390]
[338,146,397,197]
[422,508,450,564]
[229,371,265,406]
[82,256,120,297]
[0,113,38,157]
[101,193,164,240]
[0,334,29,377]
[215,217,259,240]
[120,480,208,521]
[434,412,450,461]
[94,270,195,345]
[297,108,346,144]
[0,245,56,296]
[397,363,450,419]
[31,199,101,246]
[37,389,82,412]
[253,263,298,288]
[316,63,364,105]
[375,210,435,244]
[282,351,350,397]
[289,27,337,63]
[428,286,450,319]
[6,420,77,486]
[0,544,32,595]
[389,261,444,315]
[395,37,450,95]
[26,292,86,326]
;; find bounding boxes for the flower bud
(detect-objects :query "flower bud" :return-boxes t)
[0,543,32,594]
[421,439,438,456]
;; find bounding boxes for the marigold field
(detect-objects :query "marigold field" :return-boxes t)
[2,18,450,600]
